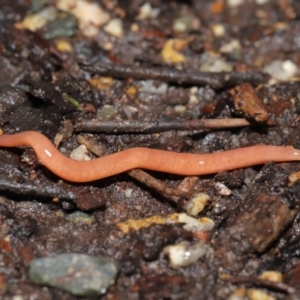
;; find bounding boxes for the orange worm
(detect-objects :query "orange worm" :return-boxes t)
[0,131,299,183]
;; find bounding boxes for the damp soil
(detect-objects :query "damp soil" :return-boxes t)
[1,0,300,299]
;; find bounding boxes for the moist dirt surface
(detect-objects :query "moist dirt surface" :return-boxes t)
[1,0,300,299]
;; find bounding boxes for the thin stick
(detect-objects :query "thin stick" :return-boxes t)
[83,62,268,89]
[74,118,251,133]
[128,169,192,201]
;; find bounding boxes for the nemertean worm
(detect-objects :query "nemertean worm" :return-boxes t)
[0,131,299,183]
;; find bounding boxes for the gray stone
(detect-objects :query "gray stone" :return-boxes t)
[29,253,119,297]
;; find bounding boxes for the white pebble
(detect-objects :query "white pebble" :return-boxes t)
[211,24,226,37]
[104,18,123,38]
[263,60,298,81]
[256,0,269,4]
[219,39,241,54]
[70,145,91,161]
[57,0,110,37]
[227,0,243,7]
[138,3,160,19]
[200,56,233,72]
[215,182,232,196]
[174,105,186,113]
[164,241,208,268]
[125,189,133,198]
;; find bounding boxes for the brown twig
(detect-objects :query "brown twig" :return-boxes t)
[82,62,269,89]
[74,118,251,133]
[128,169,192,201]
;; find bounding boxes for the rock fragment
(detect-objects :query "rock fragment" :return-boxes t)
[29,253,119,297]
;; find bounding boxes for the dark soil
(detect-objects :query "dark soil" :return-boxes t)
[0,0,300,299]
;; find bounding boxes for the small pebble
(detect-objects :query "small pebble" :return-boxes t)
[104,18,123,38]
[215,182,232,196]
[227,0,243,7]
[44,13,77,39]
[164,241,208,268]
[174,105,186,113]
[211,24,226,37]
[138,2,160,19]
[259,270,282,282]
[12,296,24,300]
[57,0,110,37]
[256,0,269,4]
[15,7,57,31]
[228,287,246,300]
[124,188,133,198]
[66,211,95,225]
[173,16,192,33]
[29,253,119,297]
[247,288,275,300]
[70,145,91,161]
[55,39,73,53]
[219,39,241,54]
[186,192,210,216]
[263,59,298,81]
[161,39,187,64]
[97,105,116,120]
[200,54,233,72]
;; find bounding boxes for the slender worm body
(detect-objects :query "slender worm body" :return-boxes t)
[0,131,299,182]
